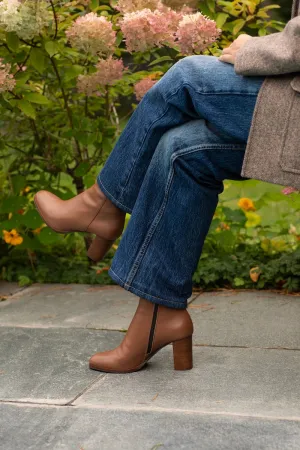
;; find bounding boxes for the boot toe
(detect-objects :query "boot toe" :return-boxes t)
[89,351,114,372]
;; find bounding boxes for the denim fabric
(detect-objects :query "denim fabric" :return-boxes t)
[98,55,265,309]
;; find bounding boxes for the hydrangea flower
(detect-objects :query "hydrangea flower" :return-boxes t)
[120,6,182,52]
[77,56,125,96]
[66,13,116,56]
[175,12,221,54]
[0,0,51,40]
[282,187,299,195]
[0,59,16,93]
[134,77,157,100]
[116,0,160,14]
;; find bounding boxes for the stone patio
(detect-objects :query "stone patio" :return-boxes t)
[1,282,300,449]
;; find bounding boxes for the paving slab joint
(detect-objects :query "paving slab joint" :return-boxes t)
[66,373,107,406]
[194,344,300,351]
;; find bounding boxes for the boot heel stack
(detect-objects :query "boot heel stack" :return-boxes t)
[87,236,115,262]
[172,335,193,371]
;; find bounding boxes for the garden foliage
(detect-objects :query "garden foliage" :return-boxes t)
[1,0,299,291]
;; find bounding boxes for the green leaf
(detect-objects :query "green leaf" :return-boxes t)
[17,100,36,119]
[143,52,151,62]
[74,162,90,177]
[96,5,112,11]
[38,227,61,245]
[223,207,246,224]
[206,0,216,12]
[214,230,236,248]
[0,196,27,214]
[232,19,246,35]
[64,65,83,82]
[44,41,59,57]
[148,56,173,67]
[234,277,245,287]
[12,175,26,194]
[23,93,51,105]
[258,28,267,36]
[15,71,30,87]
[74,131,96,146]
[6,32,19,52]
[216,13,229,28]
[18,275,32,287]
[116,31,123,47]
[29,48,45,74]
[22,210,44,229]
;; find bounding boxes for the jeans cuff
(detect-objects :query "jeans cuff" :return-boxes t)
[97,175,133,214]
[108,268,188,310]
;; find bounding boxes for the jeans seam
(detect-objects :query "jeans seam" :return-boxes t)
[124,142,246,289]
[109,268,187,306]
[98,176,133,213]
[166,81,261,99]
[119,103,173,199]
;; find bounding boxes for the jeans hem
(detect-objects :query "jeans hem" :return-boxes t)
[97,175,133,214]
[109,268,188,310]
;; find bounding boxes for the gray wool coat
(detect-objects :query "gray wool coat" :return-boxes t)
[234,0,300,189]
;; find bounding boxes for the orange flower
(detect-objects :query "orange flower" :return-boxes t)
[21,186,31,195]
[238,197,256,212]
[148,71,163,80]
[220,222,230,230]
[2,229,23,246]
[96,267,110,275]
[33,224,46,235]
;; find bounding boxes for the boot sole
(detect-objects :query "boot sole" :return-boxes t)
[89,336,193,373]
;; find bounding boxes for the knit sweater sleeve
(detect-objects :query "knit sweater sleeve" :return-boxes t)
[234,16,300,76]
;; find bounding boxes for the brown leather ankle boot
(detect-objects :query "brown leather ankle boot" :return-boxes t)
[89,298,194,373]
[34,184,126,262]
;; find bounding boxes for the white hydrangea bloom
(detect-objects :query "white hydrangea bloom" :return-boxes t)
[0,0,52,40]
[0,0,20,32]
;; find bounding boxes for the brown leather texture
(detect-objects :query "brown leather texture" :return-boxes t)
[34,183,125,240]
[89,298,194,373]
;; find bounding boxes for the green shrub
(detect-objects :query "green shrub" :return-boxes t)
[1,0,294,289]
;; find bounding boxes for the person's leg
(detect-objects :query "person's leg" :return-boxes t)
[108,118,248,309]
[89,119,252,374]
[89,60,266,374]
[35,55,264,262]
[98,55,265,213]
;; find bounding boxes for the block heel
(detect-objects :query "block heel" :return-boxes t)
[87,236,115,262]
[172,335,193,371]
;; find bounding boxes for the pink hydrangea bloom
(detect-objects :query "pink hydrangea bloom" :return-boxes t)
[282,187,299,195]
[116,0,160,14]
[0,59,16,93]
[134,77,157,100]
[175,12,221,54]
[120,6,182,52]
[77,57,125,96]
[66,13,116,55]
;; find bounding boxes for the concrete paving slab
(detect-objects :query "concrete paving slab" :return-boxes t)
[189,290,300,349]
[1,403,300,450]
[0,281,24,300]
[0,283,196,331]
[75,346,300,419]
[0,327,122,404]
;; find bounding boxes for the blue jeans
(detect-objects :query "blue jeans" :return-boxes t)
[98,55,265,309]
